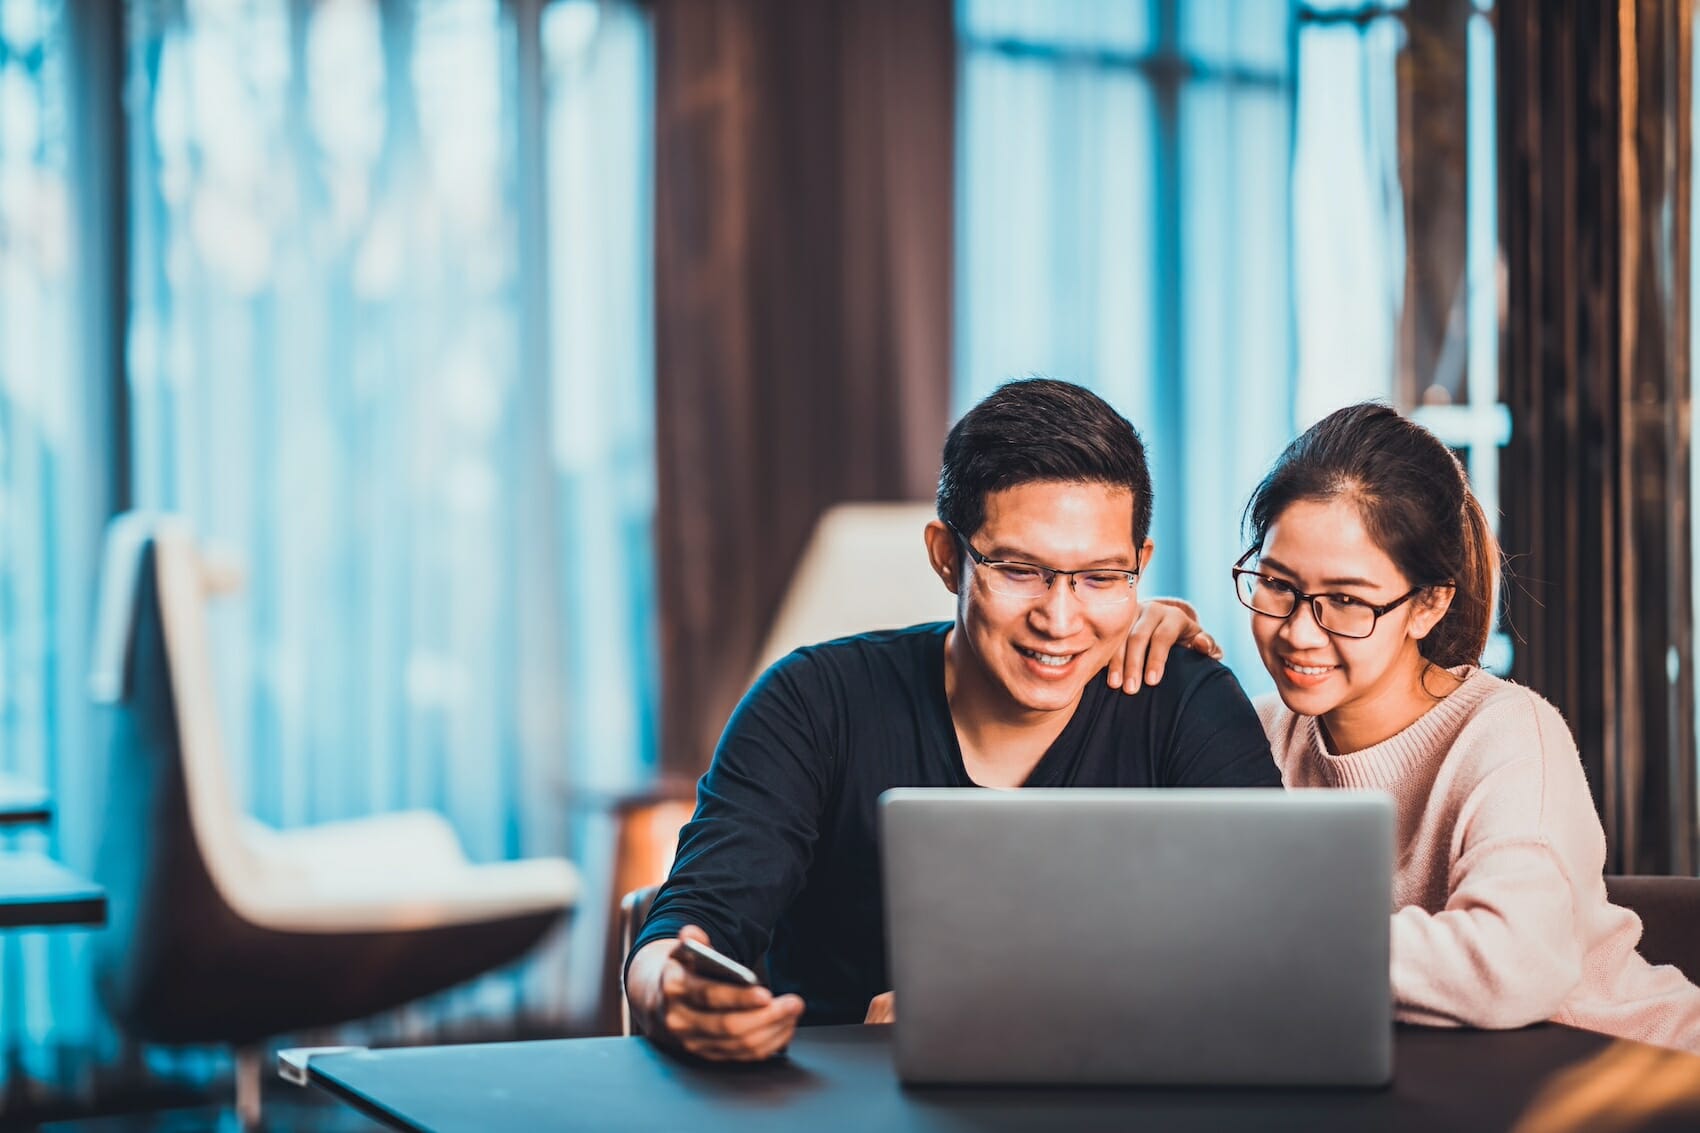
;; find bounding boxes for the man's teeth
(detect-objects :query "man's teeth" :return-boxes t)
[1019,647,1073,667]
[1287,663,1332,675]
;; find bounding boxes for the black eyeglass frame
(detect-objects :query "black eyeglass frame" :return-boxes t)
[947,523,1143,600]
[1230,549,1428,640]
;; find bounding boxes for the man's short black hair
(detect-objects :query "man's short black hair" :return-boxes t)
[936,378,1153,547]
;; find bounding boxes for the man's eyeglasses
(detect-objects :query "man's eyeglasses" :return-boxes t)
[949,524,1140,606]
[1231,550,1423,639]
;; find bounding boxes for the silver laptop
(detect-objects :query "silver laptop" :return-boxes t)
[879,788,1393,1087]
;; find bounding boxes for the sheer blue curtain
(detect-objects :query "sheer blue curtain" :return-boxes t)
[540,0,656,1018]
[0,0,74,854]
[0,0,121,1084]
[124,0,654,1035]
[954,0,1294,692]
[1292,2,1404,422]
[544,0,656,798]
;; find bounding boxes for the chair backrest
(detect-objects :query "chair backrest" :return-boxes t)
[1605,875,1700,985]
[89,514,268,1036]
[88,512,578,1049]
[93,515,255,897]
[748,502,952,681]
[619,884,661,1036]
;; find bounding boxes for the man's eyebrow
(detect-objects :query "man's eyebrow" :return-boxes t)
[1256,555,1379,590]
[981,545,1136,568]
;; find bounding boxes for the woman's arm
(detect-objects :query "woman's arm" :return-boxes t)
[1391,821,1585,1029]
[1390,699,1600,1029]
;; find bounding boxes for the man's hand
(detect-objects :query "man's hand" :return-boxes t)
[626,926,803,1061]
[864,991,895,1024]
[1108,598,1222,694]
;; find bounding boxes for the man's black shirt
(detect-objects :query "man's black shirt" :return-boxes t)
[631,622,1279,1025]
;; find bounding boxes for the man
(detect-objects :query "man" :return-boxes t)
[625,379,1279,1060]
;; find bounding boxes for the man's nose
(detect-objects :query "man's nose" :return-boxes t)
[1031,574,1085,635]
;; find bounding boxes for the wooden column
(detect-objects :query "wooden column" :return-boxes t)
[1498,0,1695,872]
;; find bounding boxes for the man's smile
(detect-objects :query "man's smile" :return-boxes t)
[1018,645,1078,665]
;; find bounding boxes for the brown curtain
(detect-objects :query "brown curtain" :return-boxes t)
[652,0,955,774]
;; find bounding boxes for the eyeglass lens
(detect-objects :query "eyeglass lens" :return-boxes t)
[982,563,1135,606]
[1235,572,1376,636]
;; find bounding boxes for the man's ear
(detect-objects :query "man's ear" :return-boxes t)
[1408,585,1456,641]
[923,520,961,594]
[1137,539,1155,576]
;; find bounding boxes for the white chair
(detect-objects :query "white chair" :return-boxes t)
[748,501,953,678]
[88,512,579,1124]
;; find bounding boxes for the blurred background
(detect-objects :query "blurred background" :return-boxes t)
[0,0,1694,1124]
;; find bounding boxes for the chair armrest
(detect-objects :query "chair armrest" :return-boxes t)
[236,856,580,934]
[245,810,470,877]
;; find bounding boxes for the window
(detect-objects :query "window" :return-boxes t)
[543,0,657,795]
[1294,0,1507,669]
[121,0,654,1030]
[957,0,1505,687]
[954,0,1294,689]
[0,0,114,1080]
[0,0,74,811]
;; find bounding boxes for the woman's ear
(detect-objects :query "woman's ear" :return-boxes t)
[1408,585,1456,641]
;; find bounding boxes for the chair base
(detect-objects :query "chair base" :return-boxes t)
[235,1045,261,1128]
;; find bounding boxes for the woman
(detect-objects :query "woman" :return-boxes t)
[1135,402,1700,1052]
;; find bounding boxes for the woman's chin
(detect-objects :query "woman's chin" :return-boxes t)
[1271,677,1342,718]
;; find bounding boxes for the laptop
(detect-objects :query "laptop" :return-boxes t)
[879,787,1393,1087]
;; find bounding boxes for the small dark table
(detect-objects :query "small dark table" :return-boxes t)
[0,773,51,828]
[0,852,106,928]
[0,849,106,1119]
[295,1022,1700,1133]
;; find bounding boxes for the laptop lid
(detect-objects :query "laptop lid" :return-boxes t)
[879,787,1393,1087]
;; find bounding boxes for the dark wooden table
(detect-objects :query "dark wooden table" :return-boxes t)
[294,1021,1700,1132]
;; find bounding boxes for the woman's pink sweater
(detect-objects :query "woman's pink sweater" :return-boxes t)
[1259,667,1700,1053]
